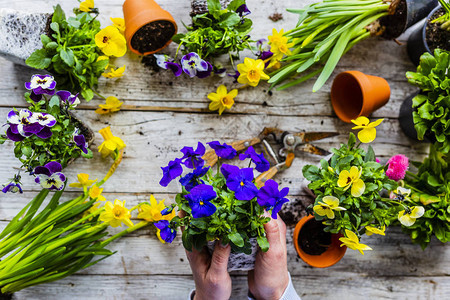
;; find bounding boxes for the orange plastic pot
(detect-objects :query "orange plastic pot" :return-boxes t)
[330,71,390,123]
[123,0,177,55]
[293,215,346,268]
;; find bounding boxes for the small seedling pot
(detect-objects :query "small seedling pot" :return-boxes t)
[398,93,434,142]
[293,215,346,268]
[123,0,177,56]
[330,71,390,123]
[207,238,257,272]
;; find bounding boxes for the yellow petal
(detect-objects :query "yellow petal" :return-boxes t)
[325,209,335,219]
[410,206,425,218]
[351,179,365,197]
[322,196,339,208]
[349,166,360,180]
[216,85,227,96]
[207,92,220,102]
[123,218,134,228]
[313,204,327,216]
[228,89,238,98]
[351,116,370,127]
[344,229,359,243]
[398,211,415,226]
[358,127,376,143]
[368,118,384,128]
[337,170,351,188]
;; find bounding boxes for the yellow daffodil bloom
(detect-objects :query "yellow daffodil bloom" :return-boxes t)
[267,29,294,68]
[339,229,372,255]
[337,166,366,197]
[313,196,346,219]
[89,185,106,202]
[98,126,126,158]
[81,201,101,221]
[351,117,384,143]
[207,85,237,115]
[95,26,127,57]
[79,0,94,12]
[110,17,125,34]
[137,195,175,222]
[69,173,97,188]
[365,225,386,236]
[99,199,134,228]
[237,58,270,87]
[95,96,123,115]
[398,206,425,227]
[102,65,126,78]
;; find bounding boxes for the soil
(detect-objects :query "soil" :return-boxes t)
[0,292,12,300]
[380,0,406,39]
[298,219,331,255]
[130,21,176,54]
[426,8,450,52]
[141,55,160,72]
[269,13,283,22]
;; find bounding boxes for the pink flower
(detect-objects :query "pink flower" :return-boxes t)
[376,158,380,163]
[386,154,409,181]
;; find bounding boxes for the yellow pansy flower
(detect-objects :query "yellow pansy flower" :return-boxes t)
[98,126,126,158]
[339,229,372,255]
[313,196,346,219]
[267,28,294,68]
[69,173,97,188]
[365,225,386,236]
[89,185,106,202]
[95,26,127,57]
[111,17,125,34]
[237,58,270,87]
[102,65,126,78]
[207,85,237,115]
[398,206,425,227]
[392,186,411,201]
[79,0,94,12]
[95,96,123,115]
[137,195,175,222]
[351,117,384,143]
[337,166,366,197]
[99,199,134,228]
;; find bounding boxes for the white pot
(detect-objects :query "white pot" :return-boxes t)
[207,238,258,272]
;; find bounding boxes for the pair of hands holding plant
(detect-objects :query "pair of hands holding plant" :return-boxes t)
[185,213,290,300]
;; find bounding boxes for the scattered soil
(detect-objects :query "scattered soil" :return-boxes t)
[426,8,450,52]
[45,13,54,39]
[130,21,176,54]
[269,13,283,22]
[298,219,331,255]
[141,55,160,72]
[380,0,406,39]
[0,292,12,300]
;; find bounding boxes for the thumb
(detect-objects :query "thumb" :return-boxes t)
[209,242,231,275]
[263,213,281,248]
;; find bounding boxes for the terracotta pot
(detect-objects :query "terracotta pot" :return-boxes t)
[330,71,390,123]
[123,0,177,55]
[293,215,346,268]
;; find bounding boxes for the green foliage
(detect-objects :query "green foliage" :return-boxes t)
[302,133,398,236]
[433,1,450,31]
[406,49,450,153]
[26,5,106,101]
[173,0,253,62]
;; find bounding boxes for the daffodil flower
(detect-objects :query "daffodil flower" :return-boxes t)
[365,225,385,236]
[89,185,106,202]
[99,199,134,228]
[79,0,94,12]
[398,206,425,227]
[339,229,372,255]
[98,126,126,159]
[237,58,270,87]
[337,166,366,197]
[137,195,175,222]
[267,29,294,68]
[351,116,384,143]
[95,96,123,115]
[69,173,97,189]
[95,26,127,57]
[313,196,346,219]
[110,17,125,34]
[207,85,237,115]
[102,65,126,78]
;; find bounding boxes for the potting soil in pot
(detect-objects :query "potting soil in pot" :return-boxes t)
[380,0,407,39]
[426,8,450,52]
[298,219,331,255]
[130,20,176,54]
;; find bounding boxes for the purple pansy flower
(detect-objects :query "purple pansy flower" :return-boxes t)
[181,142,205,169]
[196,61,213,79]
[33,112,56,127]
[220,163,239,180]
[161,206,174,216]
[73,128,88,154]
[256,179,289,219]
[185,184,217,218]
[236,4,251,17]
[181,52,210,78]
[5,109,53,141]
[25,75,56,97]
[179,166,209,191]
[215,67,227,77]
[154,54,183,77]
[56,90,81,107]
[226,167,258,200]
[239,146,270,172]
[154,220,177,243]
[2,181,23,193]
[34,161,66,191]
[227,70,240,83]
[207,141,237,159]
[159,158,183,187]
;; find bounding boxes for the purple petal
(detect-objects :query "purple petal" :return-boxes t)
[166,62,182,77]
[7,110,17,121]
[196,62,212,79]
[22,123,44,134]
[25,82,32,89]
[271,198,289,219]
[34,166,51,176]
[9,124,19,134]
[30,92,43,102]
[45,161,62,174]
[198,60,208,72]
[56,90,71,101]
[34,126,52,139]
[6,127,25,141]
[234,183,258,201]
[220,164,239,179]
[190,201,216,218]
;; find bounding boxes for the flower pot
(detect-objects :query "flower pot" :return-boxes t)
[191,0,231,16]
[207,238,258,272]
[380,0,438,39]
[123,0,177,56]
[407,5,450,66]
[0,8,52,65]
[398,93,435,143]
[330,71,390,123]
[293,215,346,268]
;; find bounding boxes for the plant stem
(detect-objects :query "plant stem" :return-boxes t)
[99,221,149,247]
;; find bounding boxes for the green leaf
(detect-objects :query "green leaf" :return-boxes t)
[50,22,60,35]
[40,34,52,46]
[49,96,60,108]
[227,0,245,11]
[45,42,58,50]
[60,48,75,67]
[302,165,320,181]
[207,0,221,13]
[417,102,435,120]
[182,229,193,252]
[81,89,94,101]
[257,236,269,252]
[21,146,32,157]
[228,232,244,247]
[364,146,375,162]
[219,12,240,27]
[52,4,66,24]
[26,49,51,69]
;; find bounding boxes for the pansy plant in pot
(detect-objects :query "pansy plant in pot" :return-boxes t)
[0,74,93,194]
[155,141,290,271]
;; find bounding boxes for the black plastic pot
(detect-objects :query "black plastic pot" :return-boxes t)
[407,5,441,66]
[398,93,434,142]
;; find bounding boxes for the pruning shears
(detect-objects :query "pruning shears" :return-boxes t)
[202,127,339,187]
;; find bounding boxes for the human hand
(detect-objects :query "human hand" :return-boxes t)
[248,213,289,300]
[185,243,232,300]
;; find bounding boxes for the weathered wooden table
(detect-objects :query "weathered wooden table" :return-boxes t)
[0,0,448,299]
